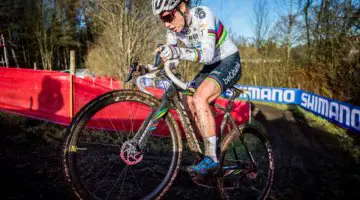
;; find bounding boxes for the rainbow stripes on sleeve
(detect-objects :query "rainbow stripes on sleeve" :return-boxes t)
[194,49,201,63]
[208,29,216,37]
[208,20,228,48]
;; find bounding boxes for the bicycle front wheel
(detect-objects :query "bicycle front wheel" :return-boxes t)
[217,123,275,200]
[63,90,182,200]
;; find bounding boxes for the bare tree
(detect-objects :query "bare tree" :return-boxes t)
[271,0,301,65]
[85,0,163,80]
[28,0,80,70]
[303,0,313,62]
[252,0,270,51]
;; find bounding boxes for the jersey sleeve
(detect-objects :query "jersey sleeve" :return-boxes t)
[178,7,217,64]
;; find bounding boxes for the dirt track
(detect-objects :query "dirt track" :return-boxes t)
[0,104,359,200]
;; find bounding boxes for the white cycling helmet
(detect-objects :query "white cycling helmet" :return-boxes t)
[152,0,182,15]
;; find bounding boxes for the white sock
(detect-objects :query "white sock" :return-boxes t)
[204,136,218,162]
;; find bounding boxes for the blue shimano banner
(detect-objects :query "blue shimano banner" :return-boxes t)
[299,91,360,133]
[224,85,359,133]
[224,85,301,104]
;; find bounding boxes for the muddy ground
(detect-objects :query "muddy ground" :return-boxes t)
[0,104,360,200]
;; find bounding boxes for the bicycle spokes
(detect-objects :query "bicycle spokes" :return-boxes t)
[218,130,274,199]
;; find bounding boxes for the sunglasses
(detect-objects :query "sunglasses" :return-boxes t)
[160,9,177,23]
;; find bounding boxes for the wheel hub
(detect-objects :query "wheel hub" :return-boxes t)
[120,139,143,165]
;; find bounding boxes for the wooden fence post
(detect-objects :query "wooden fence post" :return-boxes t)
[70,50,75,119]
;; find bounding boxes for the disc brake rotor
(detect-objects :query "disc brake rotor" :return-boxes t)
[120,139,143,165]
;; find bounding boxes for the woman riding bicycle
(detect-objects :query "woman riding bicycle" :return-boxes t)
[152,0,242,175]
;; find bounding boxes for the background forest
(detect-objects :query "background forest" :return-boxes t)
[0,0,359,105]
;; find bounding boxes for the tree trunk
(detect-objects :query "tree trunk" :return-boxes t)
[64,48,68,70]
[304,0,312,63]
[11,48,19,68]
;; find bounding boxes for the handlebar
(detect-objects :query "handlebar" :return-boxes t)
[126,47,188,94]
[163,61,187,90]
[135,60,187,95]
[135,69,159,95]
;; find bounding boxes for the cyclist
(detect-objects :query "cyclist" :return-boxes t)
[152,0,241,175]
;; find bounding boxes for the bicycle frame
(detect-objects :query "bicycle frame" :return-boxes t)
[63,61,274,200]
[134,69,253,162]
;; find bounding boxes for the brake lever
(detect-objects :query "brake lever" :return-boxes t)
[124,63,137,83]
[154,43,164,67]
[154,52,162,67]
[126,45,162,83]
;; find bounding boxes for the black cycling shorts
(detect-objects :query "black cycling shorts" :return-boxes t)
[188,52,241,94]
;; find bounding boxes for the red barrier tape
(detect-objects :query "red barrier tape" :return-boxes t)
[0,68,249,137]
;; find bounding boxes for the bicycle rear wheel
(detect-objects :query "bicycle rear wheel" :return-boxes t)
[217,123,275,200]
[63,90,182,200]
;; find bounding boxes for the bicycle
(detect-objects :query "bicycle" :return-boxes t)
[62,55,275,200]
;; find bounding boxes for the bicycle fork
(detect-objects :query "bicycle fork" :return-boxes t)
[120,87,176,166]
[136,97,170,148]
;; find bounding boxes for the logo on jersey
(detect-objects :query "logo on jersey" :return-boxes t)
[188,34,199,42]
[223,62,241,85]
[187,33,201,48]
[195,8,206,19]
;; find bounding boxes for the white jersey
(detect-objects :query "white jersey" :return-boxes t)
[166,6,238,65]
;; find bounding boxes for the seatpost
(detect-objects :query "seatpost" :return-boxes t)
[226,89,239,112]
